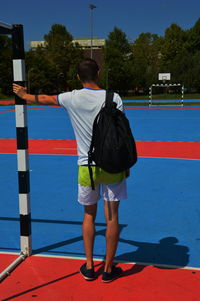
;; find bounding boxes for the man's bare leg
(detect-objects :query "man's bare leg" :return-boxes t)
[82,203,97,269]
[104,200,120,273]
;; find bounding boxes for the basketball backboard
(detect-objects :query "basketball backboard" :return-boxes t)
[158,73,171,81]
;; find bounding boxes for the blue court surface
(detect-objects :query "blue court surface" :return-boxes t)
[0,105,200,269]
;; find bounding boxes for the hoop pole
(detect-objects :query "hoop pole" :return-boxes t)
[12,24,32,256]
[182,85,184,106]
[149,86,152,106]
[0,254,26,282]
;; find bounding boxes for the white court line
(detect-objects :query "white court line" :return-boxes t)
[139,156,200,161]
[1,251,199,271]
[32,254,200,271]
[1,153,200,160]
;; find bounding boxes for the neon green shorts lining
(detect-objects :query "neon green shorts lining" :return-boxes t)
[78,166,126,187]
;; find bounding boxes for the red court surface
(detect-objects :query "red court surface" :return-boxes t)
[0,100,15,105]
[1,253,200,301]
[1,138,200,160]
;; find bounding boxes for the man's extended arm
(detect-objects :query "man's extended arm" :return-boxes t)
[13,84,58,105]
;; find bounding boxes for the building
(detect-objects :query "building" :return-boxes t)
[29,38,105,68]
[72,37,105,49]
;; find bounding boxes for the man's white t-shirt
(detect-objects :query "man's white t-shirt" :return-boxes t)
[57,88,123,165]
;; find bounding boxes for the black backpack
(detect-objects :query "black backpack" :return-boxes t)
[88,91,137,190]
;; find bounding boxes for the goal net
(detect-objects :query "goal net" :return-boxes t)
[149,83,184,106]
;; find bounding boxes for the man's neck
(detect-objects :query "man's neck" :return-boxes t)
[82,82,101,89]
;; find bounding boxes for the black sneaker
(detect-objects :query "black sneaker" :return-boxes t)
[102,266,123,283]
[80,263,96,281]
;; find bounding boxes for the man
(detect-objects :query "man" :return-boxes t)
[13,58,128,283]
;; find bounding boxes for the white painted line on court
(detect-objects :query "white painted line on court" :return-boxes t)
[1,252,200,271]
[31,253,200,271]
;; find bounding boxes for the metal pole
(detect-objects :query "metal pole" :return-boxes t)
[106,69,108,90]
[0,21,12,33]
[12,24,32,256]
[149,86,152,106]
[89,4,96,59]
[27,68,34,93]
[182,85,184,106]
[0,254,26,282]
[0,21,31,282]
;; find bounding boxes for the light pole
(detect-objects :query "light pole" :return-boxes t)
[106,67,110,90]
[27,68,34,93]
[89,4,96,59]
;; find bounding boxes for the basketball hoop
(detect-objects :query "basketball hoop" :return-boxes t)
[158,73,171,82]
[162,76,167,84]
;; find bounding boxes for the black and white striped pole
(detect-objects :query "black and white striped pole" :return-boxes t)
[149,86,152,106]
[0,21,31,282]
[181,85,184,106]
[13,24,32,257]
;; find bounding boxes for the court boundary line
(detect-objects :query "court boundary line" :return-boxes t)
[1,153,200,161]
[1,106,200,114]
[1,251,200,271]
[138,156,200,161]
[0,106,60,114]
[125,107,200,110]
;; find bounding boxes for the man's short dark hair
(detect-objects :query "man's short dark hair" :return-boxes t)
[77,58,99,83]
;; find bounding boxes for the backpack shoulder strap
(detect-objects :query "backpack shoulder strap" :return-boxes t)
[88,110,101,191]
[105,90,114,108]
[87,91,114,190]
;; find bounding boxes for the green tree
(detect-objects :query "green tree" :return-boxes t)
[0,35,12,95]
[160,23,187,70]
[26,47,54,93]
[191,51,200,91]
[44,24,83,91]
[132,32,162,91]
[186,18,200,53]
[103,27,133,94]
[26,24,83,94]
[169,49,200,92]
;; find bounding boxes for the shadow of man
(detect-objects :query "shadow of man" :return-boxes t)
[115,236,190,277]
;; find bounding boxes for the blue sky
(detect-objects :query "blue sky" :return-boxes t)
[0,0,200,49]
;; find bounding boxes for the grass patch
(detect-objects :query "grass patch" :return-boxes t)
[123,102,200,106]
[122,93,200,100]
[122,93,200,106]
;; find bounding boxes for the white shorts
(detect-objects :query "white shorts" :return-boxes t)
[78,180,127,206]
